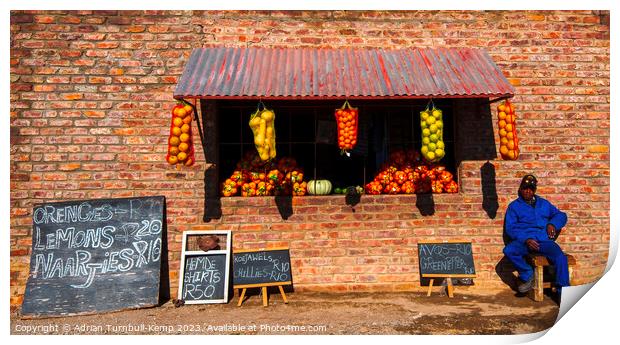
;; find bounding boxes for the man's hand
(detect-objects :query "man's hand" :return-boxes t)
[547,224,557,240]
[526,238,540,251]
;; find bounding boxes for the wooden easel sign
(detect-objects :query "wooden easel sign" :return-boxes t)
[177,230,232,304]
[232,247,292,307]
[417,240,476,298]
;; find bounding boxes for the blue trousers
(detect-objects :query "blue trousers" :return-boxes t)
[503,240,570,287]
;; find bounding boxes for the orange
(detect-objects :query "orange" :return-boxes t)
[498,120,506,129]
[173,117,183,127]
[169,136,180,146]
[183,115,192,125]
[498,104,506,112]
[177,152,187,162]
[183,104,193,114]
[506,131,514,140]
[505,114,514,123]
[178,142,189,152]
[180,133,190,143]
[498,111,507,120]
[184,157,194,166]
[174,108,187,118]
[505,123,513,132]
[171,126,182,136]
[499,145,508,156]
[499,129,507,138]
[500,137,508,145]
[167,155,178,165]
[181,124,191,133]
[169,146,180,155]
[507,150,517,160]
[507,140,515,150]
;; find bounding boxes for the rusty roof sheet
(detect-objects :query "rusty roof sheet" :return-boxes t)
[174,47,514,100]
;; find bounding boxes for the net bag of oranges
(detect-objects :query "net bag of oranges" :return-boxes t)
[166,101,195,167]
[497,100,519,160]
[335,100,358,156]
[419,101,446,163]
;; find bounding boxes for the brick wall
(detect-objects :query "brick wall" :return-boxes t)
[10,10,610,306]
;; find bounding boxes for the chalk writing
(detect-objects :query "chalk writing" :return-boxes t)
[233,249,292,286]
[181,254,226,301]
[418,243,476,276]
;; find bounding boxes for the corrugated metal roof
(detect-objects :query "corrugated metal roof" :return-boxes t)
[174,47,515,100]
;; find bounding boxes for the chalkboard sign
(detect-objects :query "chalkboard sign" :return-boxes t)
[21,196,166,318]
[233,248,292,288]
[417,241,476,277]
[177,230,231,304]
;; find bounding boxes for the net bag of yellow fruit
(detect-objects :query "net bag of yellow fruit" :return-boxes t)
[419,102,446,163]
[497,100,520,160]
[249,102,276,161]
[166,101,195,167]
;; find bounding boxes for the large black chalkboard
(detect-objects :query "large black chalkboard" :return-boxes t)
[233,249,292,287]
[417,241,476,276]
[180,254,227,302]
[21,196,166,317]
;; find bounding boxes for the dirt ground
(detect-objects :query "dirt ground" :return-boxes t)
[10,289,559,335]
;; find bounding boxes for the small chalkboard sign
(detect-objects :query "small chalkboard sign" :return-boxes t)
[233,248,292,307]
[177,230,231,304]
[417,240,476,298]
[21,196,166,318]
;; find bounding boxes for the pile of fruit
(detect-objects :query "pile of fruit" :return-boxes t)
[220,152,306,197]
[365,149,458,195]
[420,105,446,162]
[335,101,359,154]
[249,105,276,161]
[497,100,519,160]
[166,102,195,166]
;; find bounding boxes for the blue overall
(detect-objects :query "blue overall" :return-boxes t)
[503,195,570,287]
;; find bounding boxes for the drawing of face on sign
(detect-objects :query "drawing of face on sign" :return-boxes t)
[197,235,220,252]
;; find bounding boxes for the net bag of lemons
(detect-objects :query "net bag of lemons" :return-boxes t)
[420,101,446,163]
[249,102,276,161]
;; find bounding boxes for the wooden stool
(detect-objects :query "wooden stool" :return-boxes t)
[526,253,576,302]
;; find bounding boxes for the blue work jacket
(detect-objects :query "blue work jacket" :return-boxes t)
[505,195,567,243]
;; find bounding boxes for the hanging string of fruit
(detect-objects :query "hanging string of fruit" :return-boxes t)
[249,102,276,161]
[420,100,445,163]
[497,99,520,160]
[166,101,195,167]
[335,100,358,156]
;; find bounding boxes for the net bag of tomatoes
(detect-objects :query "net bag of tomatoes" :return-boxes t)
[335,100,358,156]
[419,101,446,163]
[249,102,276,161]
[166,101,195,167]
[497,100,520,160]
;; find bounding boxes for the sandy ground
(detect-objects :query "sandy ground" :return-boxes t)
[10,289,559,335]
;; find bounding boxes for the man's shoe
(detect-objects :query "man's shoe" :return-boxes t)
[517,276,534,293]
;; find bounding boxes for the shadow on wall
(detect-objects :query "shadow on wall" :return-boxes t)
[415,192,435,216]
[159,198,170,304]
[481,161,499,219]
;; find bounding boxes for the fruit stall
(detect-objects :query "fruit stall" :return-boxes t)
[168,46,518,289]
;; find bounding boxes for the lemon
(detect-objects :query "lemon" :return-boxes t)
[421,145,429,155]
[426,151,436,160]
[429,124,438,134]
[428,142,437,151]
[422,137,430,145]
[180,133,190,143]
[436,121,443,129]
[181,124,191,133]
[177,152,187,162]
[437,141,445,149]
[421,120,428,129]
[178,142,189,152]
[167,155,178,165]
[169,136,180,146]
[426,116,436,125]
[432,109,441,117]
[172,127,182,136]
[429,134,438,143]
[421,111,429,120]
[422,128,431,137]
[435,148,445,158]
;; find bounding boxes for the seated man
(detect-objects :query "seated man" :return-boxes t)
[503,174,569,293]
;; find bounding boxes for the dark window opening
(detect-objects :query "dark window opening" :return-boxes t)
[216,99,458,190]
